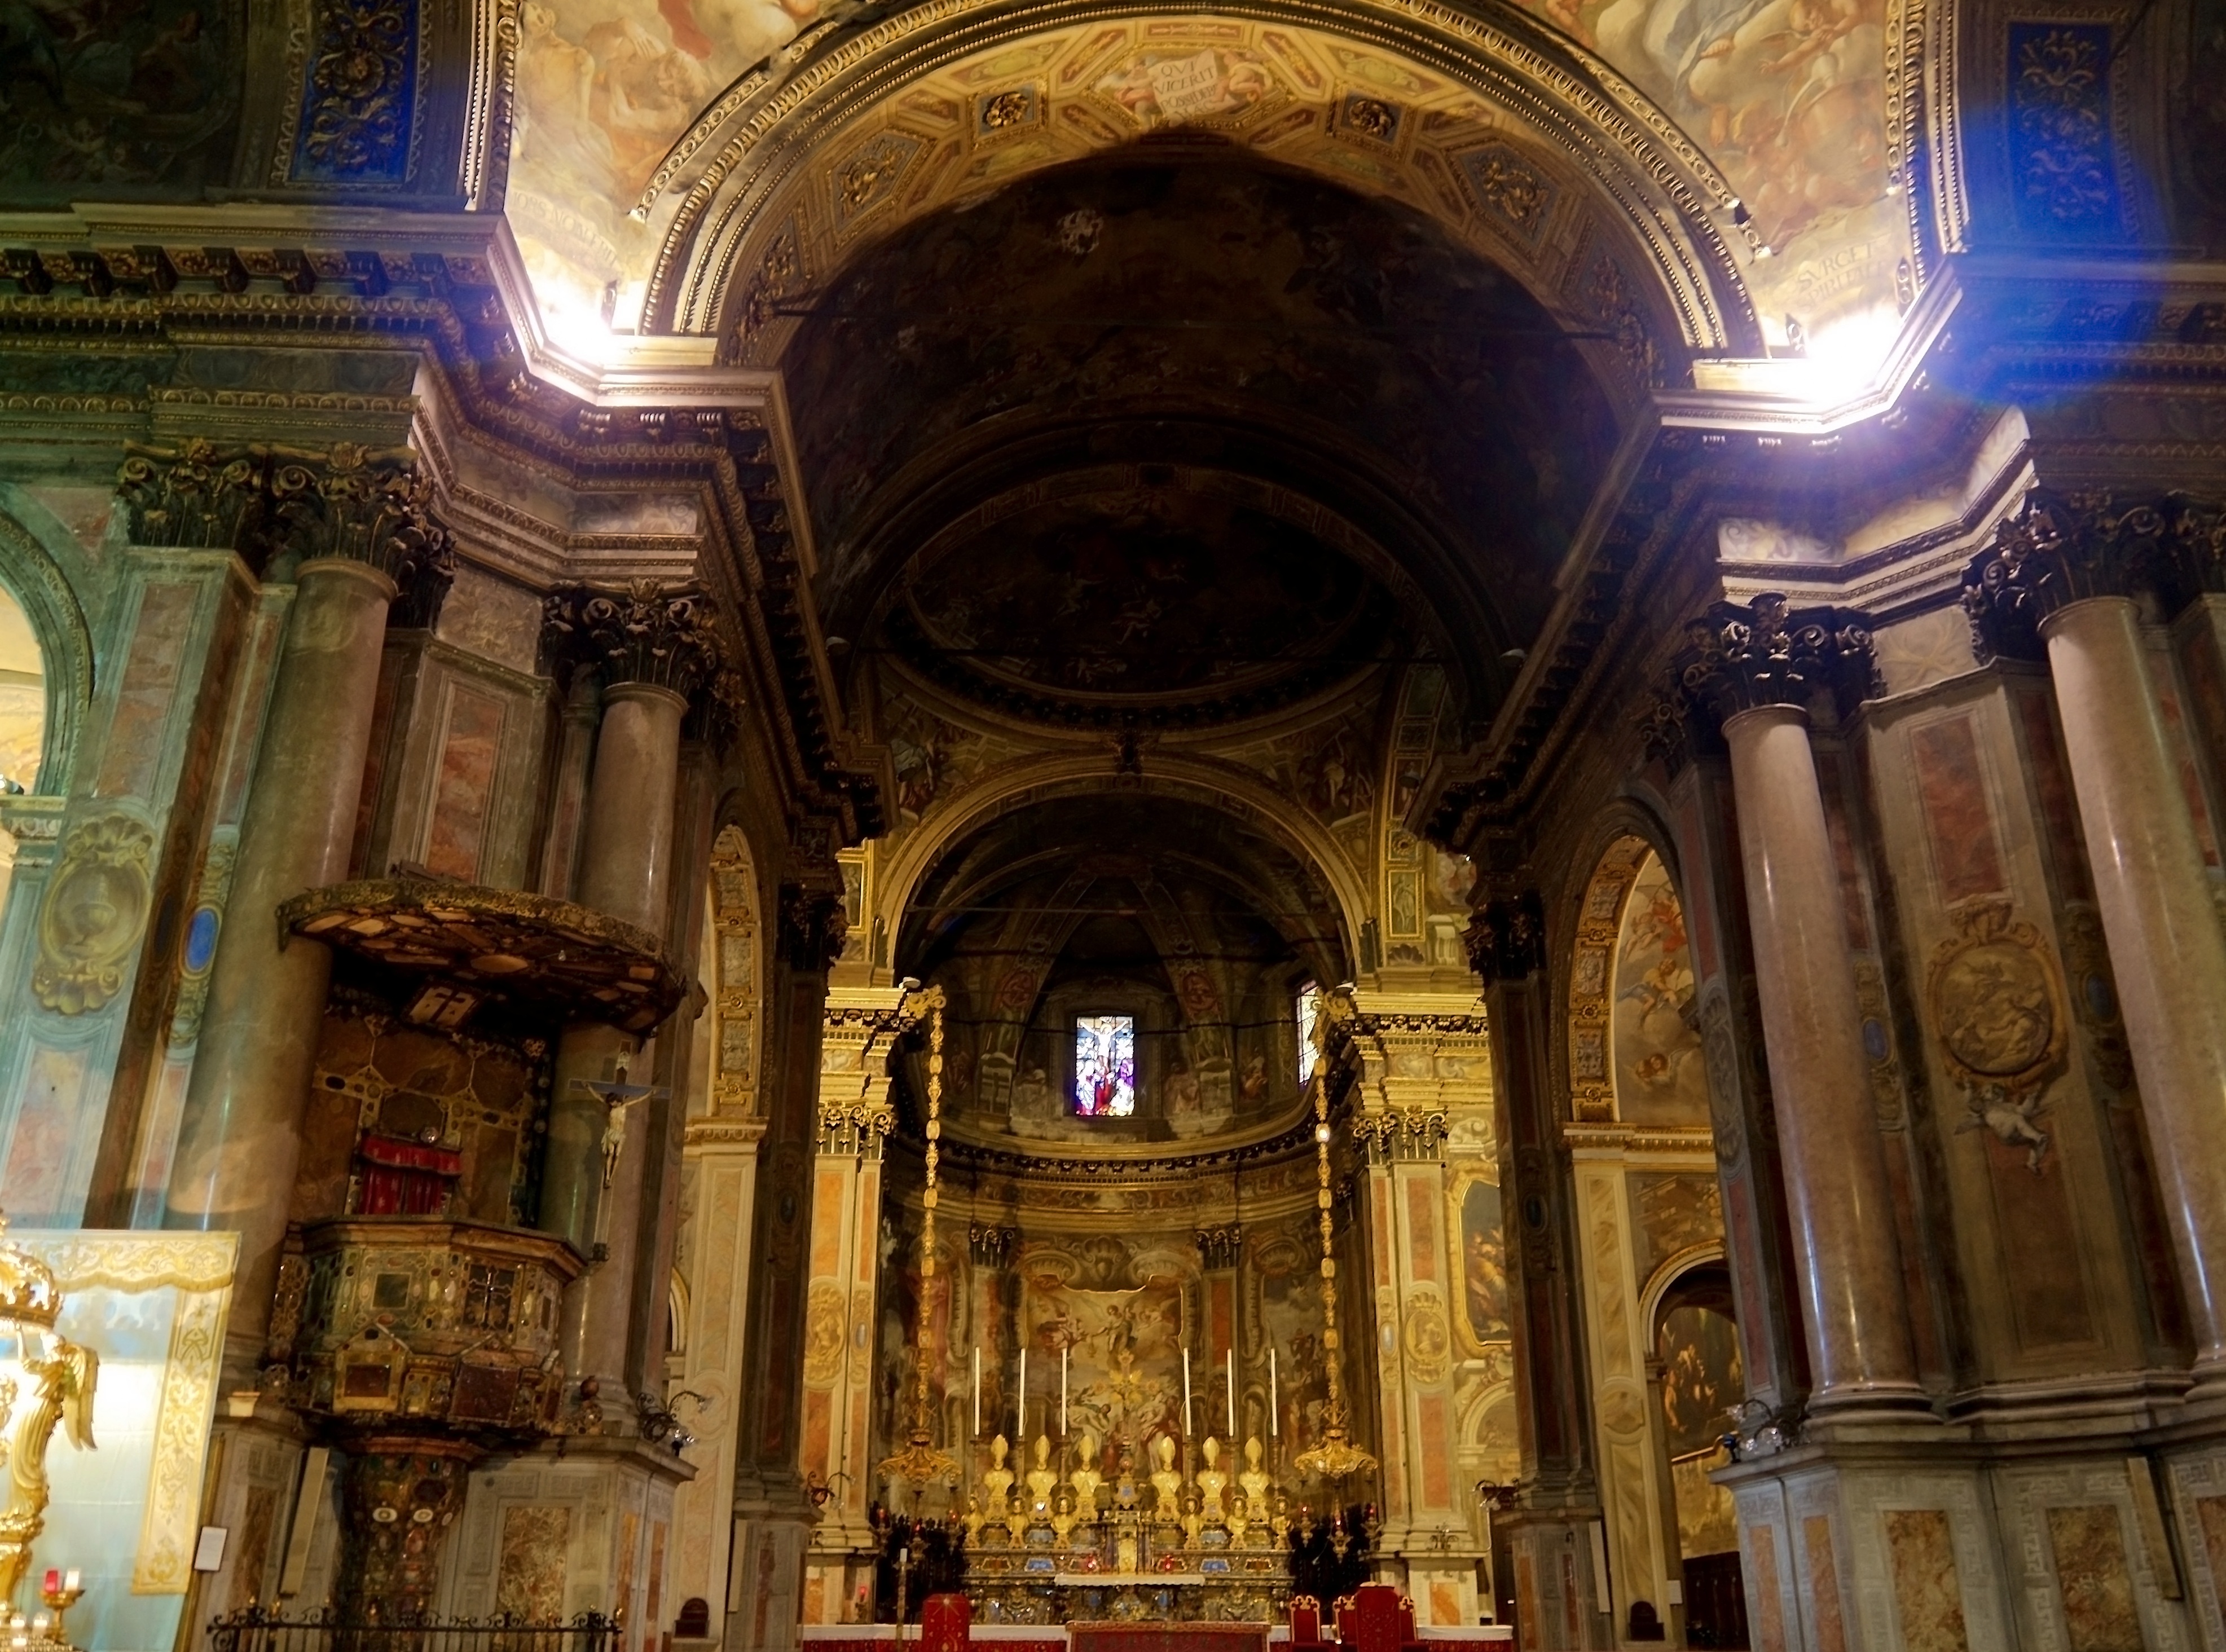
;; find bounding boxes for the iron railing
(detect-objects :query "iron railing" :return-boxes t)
[209,1607,619,1652]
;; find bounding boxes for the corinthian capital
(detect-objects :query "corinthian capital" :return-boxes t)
[543,580,727,699]
[116,440,455,622]
[1963,488,2226,663]
[1643,594,1877,760]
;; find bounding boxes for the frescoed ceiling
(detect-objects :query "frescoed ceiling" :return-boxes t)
[791,150,1620,698]
[514,0,1909,376]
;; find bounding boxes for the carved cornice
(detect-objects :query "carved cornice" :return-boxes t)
[1642,593,1878,765]
[1353,1108,1449,1164]
[1962,488,2226,664]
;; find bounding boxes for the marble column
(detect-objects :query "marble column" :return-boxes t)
[539,585,724,1414]
[1676,596,1925,1420]
[166,457,451,1371]
[1967,493,2226,1390]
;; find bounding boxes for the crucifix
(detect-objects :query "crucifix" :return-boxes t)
[570,1061,668,1246]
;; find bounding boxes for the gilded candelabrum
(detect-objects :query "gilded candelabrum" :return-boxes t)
[878,988,961,1497]
[1292,1071,1378,1486]
[0,1218,98,1635]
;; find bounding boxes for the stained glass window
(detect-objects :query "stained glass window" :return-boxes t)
[1074,1015,1136,1117]
[1296,982,1321,1086]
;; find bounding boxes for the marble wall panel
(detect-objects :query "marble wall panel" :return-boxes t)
[1747,1523,1788,1652]
[1908,713,2008,904]
[422,682,507,880]
[93,580,194,799]
[497,1505,573,1618]
[1802,1514,1850,1652]
[1884,1509,1969,1650]
[2044,1504,2141,1652]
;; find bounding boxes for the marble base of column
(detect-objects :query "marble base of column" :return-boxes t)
[164,558,397,1375]
[2042,596,2226,1396]
[1723,704,1928,1424]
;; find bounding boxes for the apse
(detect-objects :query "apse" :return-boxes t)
[897,792,1343,1149]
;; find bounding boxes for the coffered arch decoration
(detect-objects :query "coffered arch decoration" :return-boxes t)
[636,2,1766,366]
[871,752,1372,979]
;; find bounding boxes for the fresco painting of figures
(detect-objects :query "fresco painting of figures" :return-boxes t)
[509,0,838,342]
[1528,0,1903,345]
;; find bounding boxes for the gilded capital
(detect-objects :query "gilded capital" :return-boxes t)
[543,579,727,699]
[1963,488,2226,663]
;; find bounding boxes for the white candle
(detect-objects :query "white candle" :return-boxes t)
[1018,1346,1027,1434]
[1183,1346,1194,1434]
[1226,1347,1235,1435]
[1270,1347,1279,1437]
[61,1574,77,1594]
[973,1347,982,1436]
[1061,1346,1070,1434]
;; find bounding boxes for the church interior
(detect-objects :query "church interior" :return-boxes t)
[0,0,2222,1643]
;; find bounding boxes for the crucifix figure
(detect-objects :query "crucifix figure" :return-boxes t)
[571,1062,667,1192]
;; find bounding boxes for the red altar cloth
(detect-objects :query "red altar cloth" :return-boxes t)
[1070,1625,1268,1652]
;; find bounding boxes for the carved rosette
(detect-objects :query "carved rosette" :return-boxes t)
[1649,595,1880,756]
[115,441,455,623]
[543,579,728,704]
[1963,488,2226,663]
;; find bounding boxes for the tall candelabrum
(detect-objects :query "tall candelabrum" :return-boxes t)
[878,987,961,1502]
[1291,1008,1377,1487]
[0,1216,98,1652]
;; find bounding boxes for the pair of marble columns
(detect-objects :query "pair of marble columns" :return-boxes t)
[164,510,713,1409]
[1691,498,2226,1418]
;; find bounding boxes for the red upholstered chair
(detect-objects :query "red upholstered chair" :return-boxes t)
[1336,1584,1427,1652]
[1289,1596,1333,1652]
[922,1592,971,1652]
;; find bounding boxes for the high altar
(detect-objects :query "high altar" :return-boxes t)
[936,1430,1295,1623]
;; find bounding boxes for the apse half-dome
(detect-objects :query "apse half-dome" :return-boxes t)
[898,792,1344,1154]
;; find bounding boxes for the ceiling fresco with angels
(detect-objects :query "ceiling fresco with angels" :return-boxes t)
[506,3,1908,371]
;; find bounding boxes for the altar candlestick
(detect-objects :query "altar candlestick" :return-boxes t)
[1269,1347,1279,1437]
[973,1347,982,1435]
[1018,1346,1027,1435]
[1183,1347,1194,1435]
[1061,1346,1070,1434]
[1226,1347,1235,1435]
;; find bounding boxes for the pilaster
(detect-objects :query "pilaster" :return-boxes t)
[800,984,919,1622]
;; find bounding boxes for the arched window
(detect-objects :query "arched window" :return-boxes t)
[1295,981,1321,1086]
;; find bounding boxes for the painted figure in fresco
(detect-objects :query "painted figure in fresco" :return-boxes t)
[1463,1183,1510,1341]
[1238,1052,1269,1105]
[1167,1061,1202,1120]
